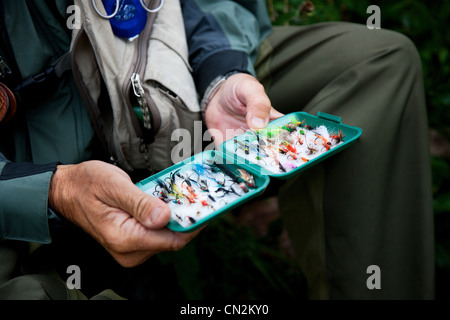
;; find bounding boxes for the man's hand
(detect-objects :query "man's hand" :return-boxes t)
[48,161,200,268]
[204,73,283,145]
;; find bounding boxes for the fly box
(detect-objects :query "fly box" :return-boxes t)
[136,111,363,233]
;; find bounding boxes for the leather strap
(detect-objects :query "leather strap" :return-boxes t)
[0,81,16,124]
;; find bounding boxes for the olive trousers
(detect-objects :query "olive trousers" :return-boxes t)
[256,22,434,299]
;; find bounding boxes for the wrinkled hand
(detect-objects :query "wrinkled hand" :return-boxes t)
[204,73,284,145]
[48,161,200,268]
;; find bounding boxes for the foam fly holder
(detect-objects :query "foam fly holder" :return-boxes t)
[136,111,363,233]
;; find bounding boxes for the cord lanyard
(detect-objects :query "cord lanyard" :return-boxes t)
[92,0,164,18]
[91,0,164,39]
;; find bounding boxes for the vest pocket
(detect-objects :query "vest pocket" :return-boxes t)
[144,38,200,113]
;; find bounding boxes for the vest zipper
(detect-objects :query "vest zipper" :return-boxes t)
[123,12,161,172]
[131,72,153,143]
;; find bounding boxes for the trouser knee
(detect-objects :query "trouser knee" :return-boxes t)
[0,274,68,300]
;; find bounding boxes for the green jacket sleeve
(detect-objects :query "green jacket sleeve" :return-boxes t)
[181,0,272,97]
[0,155,59,244]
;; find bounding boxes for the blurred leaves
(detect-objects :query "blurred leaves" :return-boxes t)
[157,214,307,300]
[270,0,450,135]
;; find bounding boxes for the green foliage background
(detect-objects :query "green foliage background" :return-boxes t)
[267,1,450,136]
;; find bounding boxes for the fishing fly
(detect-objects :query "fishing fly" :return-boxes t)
[149,162,257,229]
[229,118,344,174]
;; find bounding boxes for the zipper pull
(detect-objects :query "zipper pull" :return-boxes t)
[131,73,154,173]
[131,73,145,107]
[131,73,152,129]
[0,55,12,79]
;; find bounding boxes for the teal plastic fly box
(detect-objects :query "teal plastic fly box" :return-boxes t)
[136,112,362,233]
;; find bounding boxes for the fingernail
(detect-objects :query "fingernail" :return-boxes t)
[251,117,267,129]
[150,206,163,225]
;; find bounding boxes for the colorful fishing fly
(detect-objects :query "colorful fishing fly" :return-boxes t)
[234,138,250,155]
[236,169,256,188]
[314,134,331,151]
[330,130,345,144]
[229,119,345,174]
[149,161,257,229]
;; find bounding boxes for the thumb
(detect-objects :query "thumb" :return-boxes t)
[133,193,172,230]
[111,182,172,230]
[270,107,285,120]
[234,77,272,130]
[246,94,272,130]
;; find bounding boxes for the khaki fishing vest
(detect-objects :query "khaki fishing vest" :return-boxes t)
[72,0,202,173]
